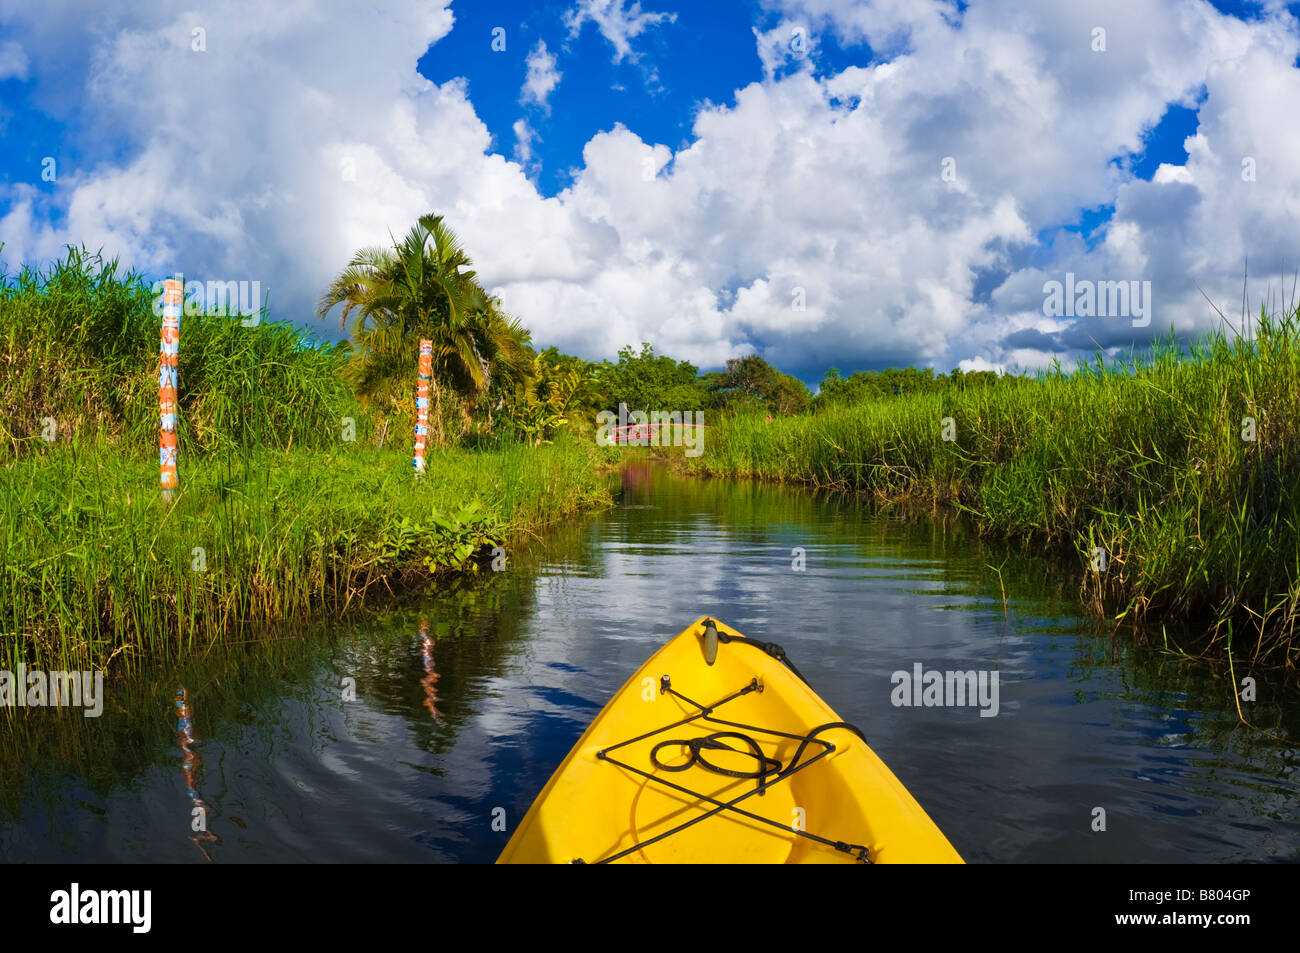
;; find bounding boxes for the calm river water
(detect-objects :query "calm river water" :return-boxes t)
[2,464,1296,863]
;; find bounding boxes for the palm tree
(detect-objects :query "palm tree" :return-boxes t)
[318,214,528,444]
[473,304,535,422]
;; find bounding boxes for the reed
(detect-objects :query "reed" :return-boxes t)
[0,247,360,458]
[691,310,1300,667]
[0,432,610,673]
[0,249,613,670]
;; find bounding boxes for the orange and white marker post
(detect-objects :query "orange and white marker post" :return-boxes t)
[160,274,183,501]
[414,339,432,476]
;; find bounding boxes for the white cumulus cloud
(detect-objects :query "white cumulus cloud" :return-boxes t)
[0,38,28,79]
[520,39,561,111]
[564,0,676,63]
[0,0,1298,380]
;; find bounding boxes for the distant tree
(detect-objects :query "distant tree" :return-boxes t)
[964,369,1002,389]
[702,354,810,415]
[769,373,811,415]
[813,362,1018,408]
[599,343,704,412]
[494,347,603,445]
[719,355,780,399]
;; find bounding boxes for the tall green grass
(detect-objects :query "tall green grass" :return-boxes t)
[1,246,360,457]
[1,433,611,672]
[0,248,613,670]
[691,311,1300,667]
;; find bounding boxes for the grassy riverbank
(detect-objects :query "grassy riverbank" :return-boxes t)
[2,434,611,672]
[689,313,1300,669]
[0,248,616,672]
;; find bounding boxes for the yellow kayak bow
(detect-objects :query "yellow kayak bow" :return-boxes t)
[498,617,963,864]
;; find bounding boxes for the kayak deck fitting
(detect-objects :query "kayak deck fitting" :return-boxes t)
[497,617,963,864]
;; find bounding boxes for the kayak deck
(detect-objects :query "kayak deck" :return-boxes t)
[497,617,963,864]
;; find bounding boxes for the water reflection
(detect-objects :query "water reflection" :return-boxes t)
[418,619,442,721]
[175,686,220,861]
[0,464,1295,864]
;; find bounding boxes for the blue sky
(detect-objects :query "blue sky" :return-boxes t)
[420,1,763,199]
[415,0,883,200]
[2,0,1300,382]
[412,1,1263,252]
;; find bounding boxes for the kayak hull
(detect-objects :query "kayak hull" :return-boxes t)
[497,617,963,864]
